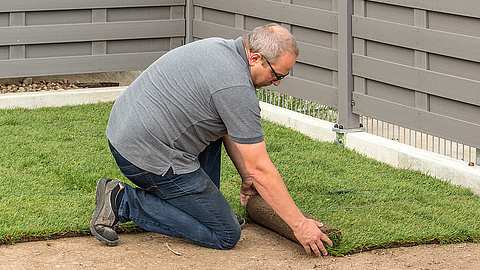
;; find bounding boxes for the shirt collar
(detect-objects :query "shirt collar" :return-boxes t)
[234,36,248,65]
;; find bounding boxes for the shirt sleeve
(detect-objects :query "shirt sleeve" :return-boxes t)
[211,85,264,144]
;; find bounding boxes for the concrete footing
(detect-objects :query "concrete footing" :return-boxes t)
[0,87,125,109]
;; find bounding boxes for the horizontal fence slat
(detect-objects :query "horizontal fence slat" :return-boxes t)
[0,20,185,46]
[297,42,338,71]
[353,93,480,149]
[0,0,185,12]
[279,77,338,108]
[367,0,480,19]
[353,55,480,107]
[353,16,480,63]
[193,21,337,70]
[193,20,245,39]
[194,0,338,33]
[0,52,164,78]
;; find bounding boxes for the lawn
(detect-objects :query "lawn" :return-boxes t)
[1,103,480,255]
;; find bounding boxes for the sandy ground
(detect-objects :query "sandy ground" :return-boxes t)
[1,224,479,270]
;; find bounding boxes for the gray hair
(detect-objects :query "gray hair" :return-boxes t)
[246,23,299,63]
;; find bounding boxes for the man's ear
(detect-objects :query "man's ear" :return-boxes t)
[248,52,262,66]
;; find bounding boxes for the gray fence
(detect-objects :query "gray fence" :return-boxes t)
[352,0,480,150]
[188,0,480,155]
[0,0,185,78]
[1,0,479,159]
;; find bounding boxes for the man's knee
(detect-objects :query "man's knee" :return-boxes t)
[216,224,241,250]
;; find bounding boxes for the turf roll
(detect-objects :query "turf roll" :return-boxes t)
[246,195,341,247]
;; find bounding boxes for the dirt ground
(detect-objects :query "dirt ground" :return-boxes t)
[1,225,479,270]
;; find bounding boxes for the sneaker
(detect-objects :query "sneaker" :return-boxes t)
[90,178,124,246]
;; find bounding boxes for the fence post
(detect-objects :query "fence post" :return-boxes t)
[335,0,360,143]
[9,12,26,60]
[185,0,194,44]
[92,9,107,55]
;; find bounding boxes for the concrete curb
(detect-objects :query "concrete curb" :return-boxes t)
[1,87,479,195]
[346,131,480,195]
[259,102,336,143]
[0,86,126,109]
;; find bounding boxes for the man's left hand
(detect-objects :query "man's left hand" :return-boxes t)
[240,178,258,206]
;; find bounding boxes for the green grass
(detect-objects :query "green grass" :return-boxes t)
[1,103,480,255]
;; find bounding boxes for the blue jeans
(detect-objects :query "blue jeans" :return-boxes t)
[108,139,241,249]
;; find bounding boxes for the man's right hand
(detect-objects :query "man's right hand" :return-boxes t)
[293,218,333,256]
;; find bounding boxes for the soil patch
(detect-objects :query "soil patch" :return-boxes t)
[1,225,479,270]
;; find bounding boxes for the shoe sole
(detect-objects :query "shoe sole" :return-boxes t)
[90,178,119,246]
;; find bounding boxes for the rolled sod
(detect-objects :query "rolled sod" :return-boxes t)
[246,195,341,247]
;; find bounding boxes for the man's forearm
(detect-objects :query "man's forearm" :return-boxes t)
[223,136,306,230]
[248,160,305,231]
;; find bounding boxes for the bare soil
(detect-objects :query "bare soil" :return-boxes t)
[1,224,479,270]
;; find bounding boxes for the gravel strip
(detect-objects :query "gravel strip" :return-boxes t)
[0,79,79,94]
[0,78,121,94]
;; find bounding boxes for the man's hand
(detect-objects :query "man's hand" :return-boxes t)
[240,178,258,206]
[293,218,333,256]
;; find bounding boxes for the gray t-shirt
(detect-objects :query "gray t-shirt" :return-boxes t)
[106,37,264,175]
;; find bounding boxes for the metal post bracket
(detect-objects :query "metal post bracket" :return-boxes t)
[332,123,364,145]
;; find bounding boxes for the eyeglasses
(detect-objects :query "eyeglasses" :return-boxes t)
[262,56,289,81]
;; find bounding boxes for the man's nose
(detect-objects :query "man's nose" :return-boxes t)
[272,80,281,86]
